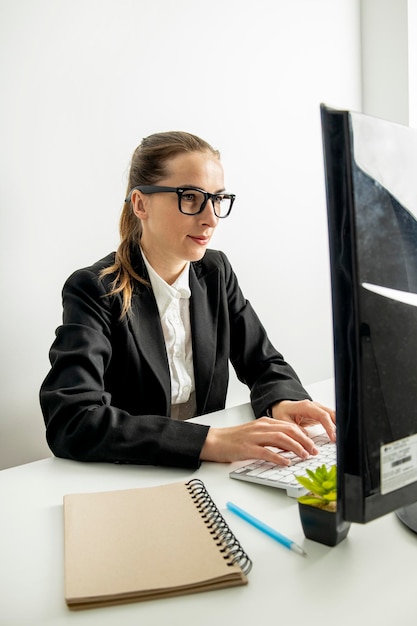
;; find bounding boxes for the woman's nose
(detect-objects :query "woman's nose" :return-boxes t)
[201,199,219,226]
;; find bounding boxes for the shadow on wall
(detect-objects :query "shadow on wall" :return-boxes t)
[1,410,52,470]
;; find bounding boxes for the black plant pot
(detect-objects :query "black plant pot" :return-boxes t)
[298,502,351,547]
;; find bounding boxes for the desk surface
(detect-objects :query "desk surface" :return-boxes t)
[1,379,416,626]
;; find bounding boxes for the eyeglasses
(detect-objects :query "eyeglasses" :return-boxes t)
[125,185,235,218]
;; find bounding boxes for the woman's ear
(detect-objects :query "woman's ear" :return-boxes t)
[131,190,147,220]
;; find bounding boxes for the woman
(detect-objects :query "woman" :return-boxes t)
[40,131,335,469]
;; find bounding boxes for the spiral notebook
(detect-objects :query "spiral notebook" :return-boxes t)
[63,479,252,609]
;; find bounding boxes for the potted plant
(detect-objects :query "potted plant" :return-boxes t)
[295,464,351,547]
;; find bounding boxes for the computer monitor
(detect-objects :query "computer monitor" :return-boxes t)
[320,104,417,532]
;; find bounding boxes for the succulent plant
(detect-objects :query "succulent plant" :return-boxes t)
[296,464,337,512]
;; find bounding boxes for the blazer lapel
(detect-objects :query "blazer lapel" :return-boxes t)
[189,262,220,413]
[128,284,171,415]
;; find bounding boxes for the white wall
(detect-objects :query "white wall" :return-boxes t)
[408,0,417,127]
[360,0,409,124]
[0,0,362,469]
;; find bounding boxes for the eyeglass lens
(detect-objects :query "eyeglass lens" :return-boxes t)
[179,189,232,218]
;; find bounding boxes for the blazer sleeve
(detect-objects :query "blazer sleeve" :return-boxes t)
[39,265,209,468]
[220,252,312,416]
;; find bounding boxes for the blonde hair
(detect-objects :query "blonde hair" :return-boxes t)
[101,131,220,318]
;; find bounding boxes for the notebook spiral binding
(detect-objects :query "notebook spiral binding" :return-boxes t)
[186,478,253,575]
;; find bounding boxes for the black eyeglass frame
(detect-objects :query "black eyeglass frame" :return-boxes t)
[125,185,235,218]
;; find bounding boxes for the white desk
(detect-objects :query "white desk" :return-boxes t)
[1,379,416,626]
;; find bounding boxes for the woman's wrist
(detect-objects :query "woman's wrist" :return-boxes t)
[266,403,279,418]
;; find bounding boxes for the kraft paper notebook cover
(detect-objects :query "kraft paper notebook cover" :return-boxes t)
[63,478,252,609]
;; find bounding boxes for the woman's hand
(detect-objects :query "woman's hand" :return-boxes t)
[200,416,323,465]
[200,399,336,465]
[270,399,336,442]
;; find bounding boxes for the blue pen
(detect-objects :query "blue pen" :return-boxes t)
[226,501,307,557]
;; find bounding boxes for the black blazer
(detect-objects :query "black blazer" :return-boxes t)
[40,248,310,468]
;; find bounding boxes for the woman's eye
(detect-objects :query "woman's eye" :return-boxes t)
[183,193,196,202]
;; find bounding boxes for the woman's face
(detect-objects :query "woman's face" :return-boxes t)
[132,151,225,283]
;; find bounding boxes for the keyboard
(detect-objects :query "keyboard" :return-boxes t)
[229,431,336,498]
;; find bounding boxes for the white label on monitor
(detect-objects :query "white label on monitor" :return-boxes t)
[380,434,417,495]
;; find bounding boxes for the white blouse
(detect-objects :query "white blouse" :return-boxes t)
[140,251,196,420]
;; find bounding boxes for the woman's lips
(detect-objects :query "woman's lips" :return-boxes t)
[189,235,210,245]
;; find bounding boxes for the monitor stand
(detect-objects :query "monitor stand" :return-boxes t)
[396,502,417,533]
